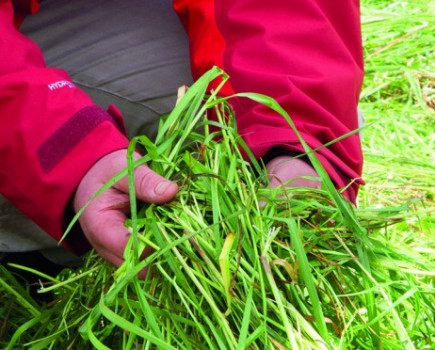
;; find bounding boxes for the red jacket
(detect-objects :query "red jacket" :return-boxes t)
[1,0,364,254]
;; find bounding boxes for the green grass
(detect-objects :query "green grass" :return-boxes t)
[1,1,434,349]
[359,0,435,207]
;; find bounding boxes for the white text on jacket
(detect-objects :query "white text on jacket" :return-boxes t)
[47,80,76,91]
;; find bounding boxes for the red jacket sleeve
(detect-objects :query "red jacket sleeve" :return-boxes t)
[173,0,365,202]
[0,1,129,254]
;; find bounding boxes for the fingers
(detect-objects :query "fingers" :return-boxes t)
[73,149,175,278]
[96,247,125,269]
[78,191,131,258]
[266,156,321,189]
[260,156,321,208]
[96,244,150,280]
[79,195,151,277]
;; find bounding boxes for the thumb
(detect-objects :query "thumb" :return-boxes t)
[115,161,178,204]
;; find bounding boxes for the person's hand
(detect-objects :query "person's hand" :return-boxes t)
[73,149,178,269]
[266,156,321,190]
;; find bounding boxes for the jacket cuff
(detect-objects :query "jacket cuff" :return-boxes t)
[35,105,129,255]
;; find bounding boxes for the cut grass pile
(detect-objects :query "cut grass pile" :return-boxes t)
[1,1,434,349]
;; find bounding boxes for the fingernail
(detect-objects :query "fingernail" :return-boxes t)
[154,181,171,195]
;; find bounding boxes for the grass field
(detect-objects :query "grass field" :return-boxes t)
[357,1,435,348]
[1,1,434,349]
[359,0,434,208]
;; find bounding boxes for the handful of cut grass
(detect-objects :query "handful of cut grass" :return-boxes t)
[1,67,434,349]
